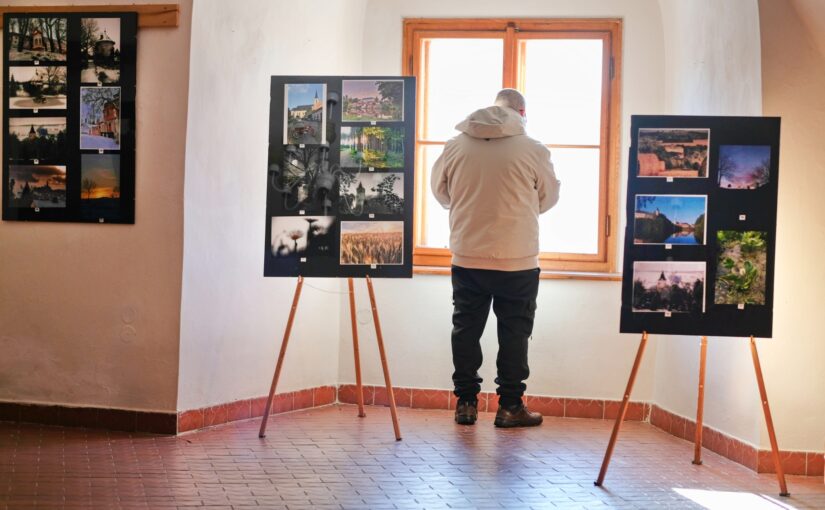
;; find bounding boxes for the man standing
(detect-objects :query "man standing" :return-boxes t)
[431,89,560,427]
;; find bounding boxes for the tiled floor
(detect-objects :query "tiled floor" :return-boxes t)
[1,405,823,509]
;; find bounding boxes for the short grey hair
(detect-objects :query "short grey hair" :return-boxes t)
[494,88,526,112]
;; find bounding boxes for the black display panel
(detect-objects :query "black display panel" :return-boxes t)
[620,115,781,338]
[3,13,137,224]
[263,76,415,278]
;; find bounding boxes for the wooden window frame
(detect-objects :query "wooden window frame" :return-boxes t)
[403,18,623,277]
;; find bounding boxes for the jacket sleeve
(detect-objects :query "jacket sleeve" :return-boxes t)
[536,147,561,214]
[431,145,451,209]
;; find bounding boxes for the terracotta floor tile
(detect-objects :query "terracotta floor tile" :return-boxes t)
[1,405,823,509]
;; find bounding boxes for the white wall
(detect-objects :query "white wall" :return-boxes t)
[758,0,825,452]
[0,0,192,413]
[653,0,780,449]
[176,0,367,411]
[339,0,666,402]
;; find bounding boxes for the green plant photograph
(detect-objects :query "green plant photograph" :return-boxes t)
[714,230,767,305]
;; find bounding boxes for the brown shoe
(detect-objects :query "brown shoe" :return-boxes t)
[454,401,478,425]
[494,404,543,428]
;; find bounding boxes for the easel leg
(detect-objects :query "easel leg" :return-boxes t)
[595,331,649,486]
[365,276,402,441]
[693,336,708,465]
[348,278,366,418]
[750,336,790,497]
[259,276,304,438]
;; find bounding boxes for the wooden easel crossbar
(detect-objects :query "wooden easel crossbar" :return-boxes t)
[258,276,402,441]
[594,332,789,497]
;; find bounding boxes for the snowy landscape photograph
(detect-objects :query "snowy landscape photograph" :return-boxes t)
[80,87,121,150]
[7,17,67,62]
[80,18,121,84]
[8,66,67,109]
[8,165,66,208]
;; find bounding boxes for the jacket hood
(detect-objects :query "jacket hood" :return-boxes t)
[455,105,526,139]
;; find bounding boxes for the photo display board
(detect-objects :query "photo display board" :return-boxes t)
[3,13,137,224]
[263,76,415,278]
[620,115,781,338]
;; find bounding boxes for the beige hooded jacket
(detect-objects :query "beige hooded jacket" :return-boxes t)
[431,105,561,271]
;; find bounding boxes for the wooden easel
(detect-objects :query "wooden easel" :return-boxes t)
[594,332,789,497]
[258,275,402,441]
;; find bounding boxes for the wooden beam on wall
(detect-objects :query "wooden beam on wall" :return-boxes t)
[0,4,179,28]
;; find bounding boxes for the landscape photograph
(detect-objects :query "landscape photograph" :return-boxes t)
[8,164,66,208]
[80,86,121,150]
[284,83,326,145]
[632,261,706,313]
[340,221,403,265]
[634,194,706,245]
[81,154,121,218]
[8,117,66,162]
[342,80,404,121]
[637,128,710,178]
[80,18,121,84]
[714,230,768,305]
[278,145,336,214]
[271,216,335,258]
[8,66,67,109]
[718,145,771,189]
[340,127,404,168]
[7,17,67,62]
[340,171,404,215]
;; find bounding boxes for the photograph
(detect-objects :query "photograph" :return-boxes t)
[714,230,768,305]
[80,154,121,217]
[8,165,66,208]
[634,195,706,245]
[718,145,771,189]
[7,17,67,62]
[80,87,121,150]
[283,83,326,145]
[276,145,337,214]
[271,216,335,258]
[8,117,66,162]
[632,261,706,313]
[8,66,67,109]
[340,221,403,265]
[637,128,710,178]
[342,80,404,121]
[340,127,404,168]
[80,18,121,84]
[340,171,404,215]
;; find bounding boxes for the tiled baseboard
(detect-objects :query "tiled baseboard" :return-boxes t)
[0,400,178,434]
[177,385,336,433]
[337,384,652,421]
[649,404,824,477]
[0,386,337,436]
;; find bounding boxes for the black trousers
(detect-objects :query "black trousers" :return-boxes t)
[451,265,540,408]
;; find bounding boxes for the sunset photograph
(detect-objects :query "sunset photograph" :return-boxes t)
[81,154,120,217]
[8,164,66,208]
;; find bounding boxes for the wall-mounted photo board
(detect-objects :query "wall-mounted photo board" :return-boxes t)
[620,115,781,338]
[3,13,136,224]
[263,76,415,278]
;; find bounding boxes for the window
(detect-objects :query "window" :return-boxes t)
[404,19,622,274]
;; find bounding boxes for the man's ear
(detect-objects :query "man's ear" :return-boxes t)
[519,109,526,118]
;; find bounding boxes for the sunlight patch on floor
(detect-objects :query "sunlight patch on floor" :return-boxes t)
[674,488,797,510]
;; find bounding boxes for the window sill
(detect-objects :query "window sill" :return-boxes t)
[413,266,622,282]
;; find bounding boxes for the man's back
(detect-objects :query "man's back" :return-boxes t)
[431,105,560,271]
